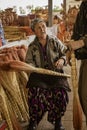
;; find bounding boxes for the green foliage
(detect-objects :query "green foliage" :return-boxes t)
[53,5,63,12]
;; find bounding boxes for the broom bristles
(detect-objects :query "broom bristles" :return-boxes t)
[9,60,71,78]
[71,51,82,130]
[73,94,82,130]
[9,106,23,130]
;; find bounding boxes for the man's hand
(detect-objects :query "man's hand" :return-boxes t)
[55,59,64,69]
[65,40,84,50]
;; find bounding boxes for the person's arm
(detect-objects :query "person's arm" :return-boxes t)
[57,38,67,64]
[54,38,67,69]
[25,44,35,67]
[83,35,87,48]
[65,35,87,51]
[66,40,84,51]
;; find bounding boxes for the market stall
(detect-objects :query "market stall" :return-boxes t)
[0,39,70,130]
[0,43,29,130]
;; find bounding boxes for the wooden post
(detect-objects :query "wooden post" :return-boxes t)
[48,0,53,27]
[63,0,66,13]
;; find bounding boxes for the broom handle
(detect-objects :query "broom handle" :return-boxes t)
[8,60,71,78]
[71,51,78,91]
[71,50,82,130]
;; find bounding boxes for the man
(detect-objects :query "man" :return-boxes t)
[66,0,87,124]
[25,18,70,130]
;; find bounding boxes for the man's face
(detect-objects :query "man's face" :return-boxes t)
[34,22,47,39]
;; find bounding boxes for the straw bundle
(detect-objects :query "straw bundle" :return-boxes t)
[10,71,29,120]
[0,45,29,129]
[5,93,23,130]
[16,71,29,111]
[0,85,13,130]
[9,60,71,78]
[6,90,23,121]
[0,71,29,121]
[71,51,82,130]
[0,70,29,129]
[4,26,25,42]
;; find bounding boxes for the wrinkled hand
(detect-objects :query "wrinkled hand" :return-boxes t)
[65,40,84,50]
[55,59,64,69]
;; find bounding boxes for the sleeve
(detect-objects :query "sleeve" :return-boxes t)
[83,35,87,48]
[25,44,35,67]
[56,38,67,65]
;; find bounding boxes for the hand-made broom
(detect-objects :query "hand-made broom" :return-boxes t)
[71,50,82,130]
[8,60,71,78]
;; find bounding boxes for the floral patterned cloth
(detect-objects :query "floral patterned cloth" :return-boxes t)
[28,87,69,124]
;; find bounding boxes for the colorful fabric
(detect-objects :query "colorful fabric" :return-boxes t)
[28,87,69,124]
[0,19,6,46]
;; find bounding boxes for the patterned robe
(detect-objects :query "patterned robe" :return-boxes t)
[25,35,70,124]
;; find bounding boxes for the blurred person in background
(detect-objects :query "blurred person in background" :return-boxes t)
[25,18,71,130]
[0,19,6,46]
[51,15,67,43]
[51,15,59,37]
[57,15,66,42]
[65,0,87,125]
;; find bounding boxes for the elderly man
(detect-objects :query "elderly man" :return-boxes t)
[25,18,70,130]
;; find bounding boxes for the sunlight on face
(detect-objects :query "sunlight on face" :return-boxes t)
[34,22,47,39]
